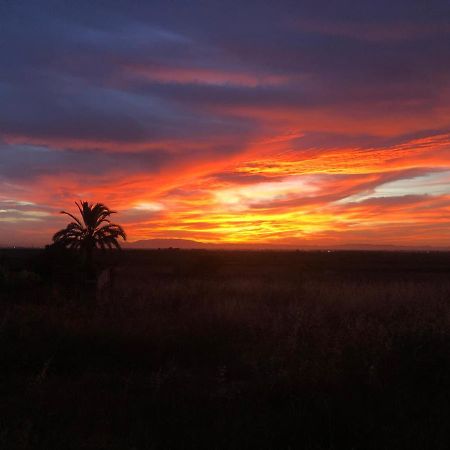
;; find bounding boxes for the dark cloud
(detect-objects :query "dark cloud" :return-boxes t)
[208,172,283,185]
[291,129,450,150]
[2,0,450,147]
[0,144,171,181]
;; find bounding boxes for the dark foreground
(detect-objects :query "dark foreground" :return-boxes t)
[1,249,450,449]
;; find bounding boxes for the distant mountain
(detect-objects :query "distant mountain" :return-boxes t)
[0,239,448,251]
[124,239,450,251]
[124,239,214,249]
[124,239,293,250]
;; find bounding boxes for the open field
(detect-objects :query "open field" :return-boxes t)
[1,249,450,449]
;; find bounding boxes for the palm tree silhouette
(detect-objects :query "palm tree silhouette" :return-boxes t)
[53,201,126,272]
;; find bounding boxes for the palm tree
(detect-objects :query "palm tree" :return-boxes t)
[53,201,126,272]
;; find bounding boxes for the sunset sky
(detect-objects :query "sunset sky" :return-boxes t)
[1,0,450,247]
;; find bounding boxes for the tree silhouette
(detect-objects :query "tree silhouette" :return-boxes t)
[53,201,126,272]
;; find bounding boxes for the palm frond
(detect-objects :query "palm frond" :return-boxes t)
[94,223,127,240]
[54,200,126,253]
[60,211,83,227]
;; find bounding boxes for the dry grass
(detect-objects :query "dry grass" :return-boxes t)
[1,250,450,449]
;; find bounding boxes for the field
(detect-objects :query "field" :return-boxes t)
[1,249,450,449]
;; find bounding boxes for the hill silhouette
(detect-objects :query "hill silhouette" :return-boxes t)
[124,238,448,251]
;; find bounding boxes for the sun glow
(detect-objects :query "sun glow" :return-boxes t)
[3,131,450,247]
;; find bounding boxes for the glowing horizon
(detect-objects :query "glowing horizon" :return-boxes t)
[1,1,450,248]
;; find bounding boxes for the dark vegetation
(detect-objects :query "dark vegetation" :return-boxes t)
[52,201,126,280]
[1,248,450,449]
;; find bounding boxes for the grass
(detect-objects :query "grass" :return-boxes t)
[1,250,450,449]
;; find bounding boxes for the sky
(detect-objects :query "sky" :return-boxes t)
[1,0,450,247]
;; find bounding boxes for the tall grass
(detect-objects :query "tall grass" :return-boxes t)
[1,251,450,449]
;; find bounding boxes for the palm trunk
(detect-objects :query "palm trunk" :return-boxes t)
[84,240,96,282]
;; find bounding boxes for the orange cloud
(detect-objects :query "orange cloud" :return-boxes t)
[3,130,450,248]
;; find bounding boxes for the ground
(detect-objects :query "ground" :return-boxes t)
[1,249,450,449]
